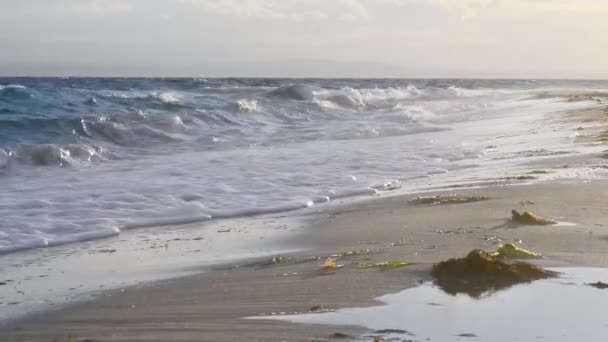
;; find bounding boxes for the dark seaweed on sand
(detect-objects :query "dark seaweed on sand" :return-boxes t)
[432,250,557,298]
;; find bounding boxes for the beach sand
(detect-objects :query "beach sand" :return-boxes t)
[4,179,608,341]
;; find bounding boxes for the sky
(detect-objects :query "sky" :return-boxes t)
[1,0,608,78]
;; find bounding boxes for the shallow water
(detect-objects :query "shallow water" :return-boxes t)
[262,267,608,341]
[2,78,608,255]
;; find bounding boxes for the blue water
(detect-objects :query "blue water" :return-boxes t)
[1,78,607,254]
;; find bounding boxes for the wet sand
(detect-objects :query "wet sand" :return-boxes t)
[4,179,608,341]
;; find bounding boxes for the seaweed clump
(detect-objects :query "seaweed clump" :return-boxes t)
[432,250,557,298]
[511,210,557,225]
[410,195,490,205]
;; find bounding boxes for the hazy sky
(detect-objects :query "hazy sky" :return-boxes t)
[1,0,607,77]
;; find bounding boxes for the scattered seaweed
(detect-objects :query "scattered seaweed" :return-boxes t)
[321,258,343,269]
[88,249,117,254]
[337,248,377,257]
[457,333,478,338]
[389,239,413,247]
[528,170,549,174]
[504,175,536,181]
[322,258,337,269]
[242,255,322,269]
[359,261,410,269]
[263,306,336,317]
[587,281,608,289]
[432,250,557,298]
[511,210,557,225]
[518,200,535,206]
[494,244,540,259]
[410,195,490,205]
[436,227,475,235]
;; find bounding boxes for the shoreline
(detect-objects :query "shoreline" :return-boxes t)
[4,178,608,341]
[3,103,608,340]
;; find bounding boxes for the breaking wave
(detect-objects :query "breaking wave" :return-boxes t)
[235,99,261,112]
[2,77,607,255]
[0,84,31,99]
[267,84,316,101]
[0,144,105,168]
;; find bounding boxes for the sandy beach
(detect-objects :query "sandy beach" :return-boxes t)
[4,173,608,341]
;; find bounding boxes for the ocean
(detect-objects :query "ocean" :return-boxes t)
[1,78,607,256]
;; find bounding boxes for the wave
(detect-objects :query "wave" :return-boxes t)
[84,96,98,106]
[0,184,388,256]
[0,113,190,172]
[267,84,428,111]
[0,81,497,176]
[155,92,182,105]
[398,105,438,122]
[267,85,316,101]
[0,84,27,90]
[0,84,31,99]
[0,144,106,168]
[81,117,184,146]
[95,91,186,109]
[2,109,187,138]
[0,226,122,255]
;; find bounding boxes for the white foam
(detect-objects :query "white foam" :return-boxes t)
[0,84,27,90]
[236,99,260,112]
[156,92,182,105]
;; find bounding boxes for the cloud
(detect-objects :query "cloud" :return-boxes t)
[426,0,608,19]
[71,0,133,14]
[176,0,280,18]
[1,0,134,16]
[427,0,496,19]
[177,0,369,21]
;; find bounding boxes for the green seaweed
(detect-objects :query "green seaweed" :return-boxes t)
[359,260,410,269]
[494,243,540,259]
[511,210,557,225]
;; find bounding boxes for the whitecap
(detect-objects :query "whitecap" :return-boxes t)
[237,99,260,112]
[156,92,182,105]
